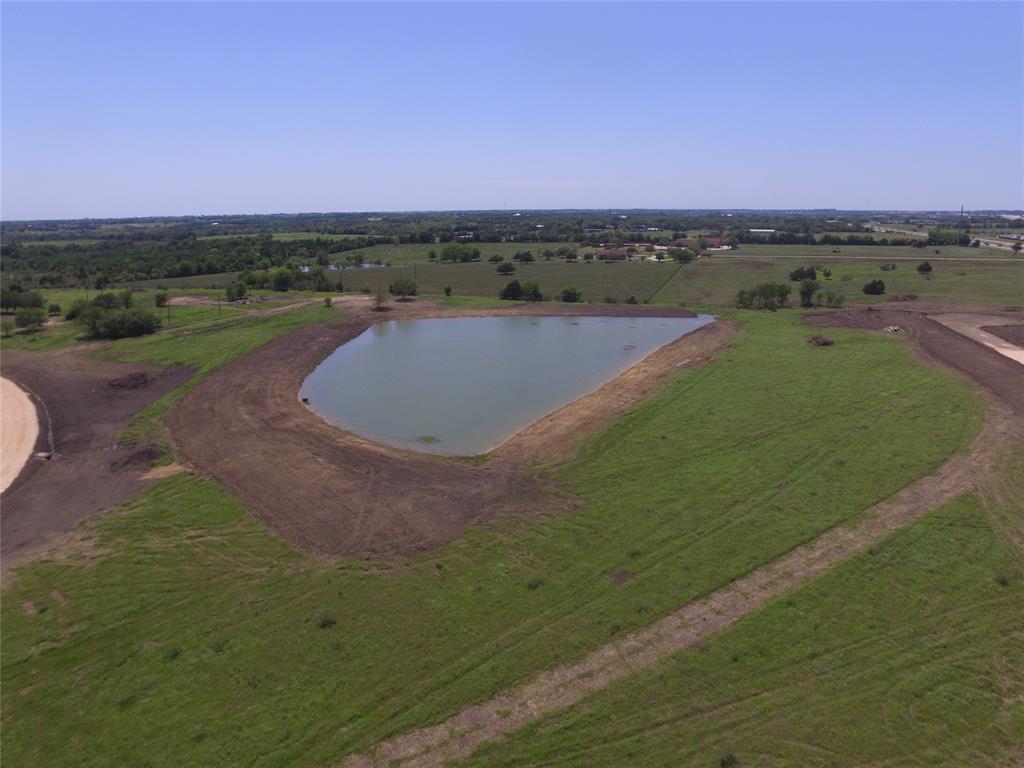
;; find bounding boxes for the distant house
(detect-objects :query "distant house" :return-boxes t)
[749,228,776,233]
[597,248,630,261]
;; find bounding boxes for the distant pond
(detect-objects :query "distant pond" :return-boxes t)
[300,314,714,456]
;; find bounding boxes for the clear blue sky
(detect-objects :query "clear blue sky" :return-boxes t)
[2,1,1021,219]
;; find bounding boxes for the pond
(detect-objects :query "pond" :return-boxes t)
[300,314,714,456]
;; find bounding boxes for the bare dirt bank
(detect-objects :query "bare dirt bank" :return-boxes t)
[166,301,730,560]
[1,350,191,568]
[1,378,38,493]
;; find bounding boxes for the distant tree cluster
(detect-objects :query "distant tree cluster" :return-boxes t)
[735,283,791,310]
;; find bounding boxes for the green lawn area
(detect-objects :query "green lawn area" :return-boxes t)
[734,243,1013,260]
[0,310,987,767]
[658,256,1024,306]
[458,469,1024,767]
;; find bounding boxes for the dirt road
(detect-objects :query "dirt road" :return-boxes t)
[1,350,191,567]
[166,301,730,560]
[0,378,38,493]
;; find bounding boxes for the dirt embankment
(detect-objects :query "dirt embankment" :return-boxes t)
[166,301,729,560]
[1,350,191,567]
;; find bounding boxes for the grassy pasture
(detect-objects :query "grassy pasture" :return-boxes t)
[340,241,575,265]
[459,476,1024,767]
[198,231,374,242]
[0,310,984,767]
[734,243,1013,260]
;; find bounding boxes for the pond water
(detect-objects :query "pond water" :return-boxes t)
[300,314,714,456]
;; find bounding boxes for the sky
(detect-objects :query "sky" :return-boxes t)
[1,1,1021,220]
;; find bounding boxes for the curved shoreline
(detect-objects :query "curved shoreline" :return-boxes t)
[166,301,736,559]
[1,377,39,494]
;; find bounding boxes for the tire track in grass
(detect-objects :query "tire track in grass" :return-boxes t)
[342,400,1020,768]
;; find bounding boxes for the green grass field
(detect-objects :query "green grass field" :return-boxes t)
[1,310,988,767]
[458,474,1024,767]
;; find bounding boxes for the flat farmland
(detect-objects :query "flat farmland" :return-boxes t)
[338,260,679,302]
[341,241,575,265]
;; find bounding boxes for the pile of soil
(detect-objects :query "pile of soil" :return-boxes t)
[807,335,834,347]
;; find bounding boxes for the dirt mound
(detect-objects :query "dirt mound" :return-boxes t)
[807,334,834,347]
[888,294,918,302]
[110,444,164,470]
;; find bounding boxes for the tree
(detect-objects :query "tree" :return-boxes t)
[154,290,169,307]
[47,303,62,316]
[916,261,933,276]
[499,280,524,300]
[271,268,294,292]
[863,279,886,295]
[788,266,817,281]
[488,254,505,263]
[512,250,535,263]
[443,286,452,296]
[496,262,516,275]
[92,292,121,310]
[388,277,418,300]
[735,282,791,310]
[559,287,582,303]
[798,278,820,307]
[522,280,543,302]
[15,307,47,331]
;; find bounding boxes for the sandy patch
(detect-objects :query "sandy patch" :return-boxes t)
[1,378,39,493]
[929,313,1024,365]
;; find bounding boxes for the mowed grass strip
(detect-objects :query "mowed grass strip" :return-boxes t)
[0,311,983,767]
[455,470,1024,768]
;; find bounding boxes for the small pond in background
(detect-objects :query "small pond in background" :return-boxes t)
[300,314,714,455]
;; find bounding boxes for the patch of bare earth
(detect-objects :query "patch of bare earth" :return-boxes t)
[1,349,192,569]
[166,300,728,560]
[340,308,1024,768]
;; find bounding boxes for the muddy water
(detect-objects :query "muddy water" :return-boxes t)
[300,314,714,456]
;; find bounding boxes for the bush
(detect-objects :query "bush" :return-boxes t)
[439,243,481,263]
[225,281,248,301]
[798,278,820,307]
[270,268,294,292]
[488,254,504,263]
[154,290,169,307]
[522,280,543,302]
[92,292,121,310]
[0,289,44,311]
[624,295,638,305]
[323,297,332,308]
[443,286,452,297]
[880,263,897,272]
[736,282,791,310]
[388,277,418,299]
[496,262,516,275]
[1,320,13,337]
[499,280,524,301]
[65,299,88,320]
[47,303,62,316]
[916,261,933,275]
[15,307,47,330]
[863,279,886,295]
[78,306,161,339]
[788,266,816,281]
[559,287,582,303]
[512,251,535,263]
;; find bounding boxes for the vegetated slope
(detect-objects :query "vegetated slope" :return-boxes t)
[0,312,982,767]
[456,470,1024,768]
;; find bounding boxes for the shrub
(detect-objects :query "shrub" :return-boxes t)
[788,266,816,281]
[0,289,44,311]
[736,282,791,310]
[65,299,88,320]
[499,280,524,301]
[323,297,332,308]
[47,303,62,316]
[522,280,543,302]
[154,290,169,307]
[822,267,833,279]
[798,278,820,307]
[488,254,504,263]
[880,263,897,272]
[270,268,294,292]
[78,306,161,339]
[559,287,582,303]
[496,262,516,275]
[1,320,14,337]
[15,307,47,330]
[624,295,638,305]
[388,277,418,299]
[512,251,535,263]
[863,279,886,295]
[443,286,452,297]
[317,615,336,629]
[916,261,933,275]
[119,289,134,308]
[92,292,121,310]
[225,281,248,301]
